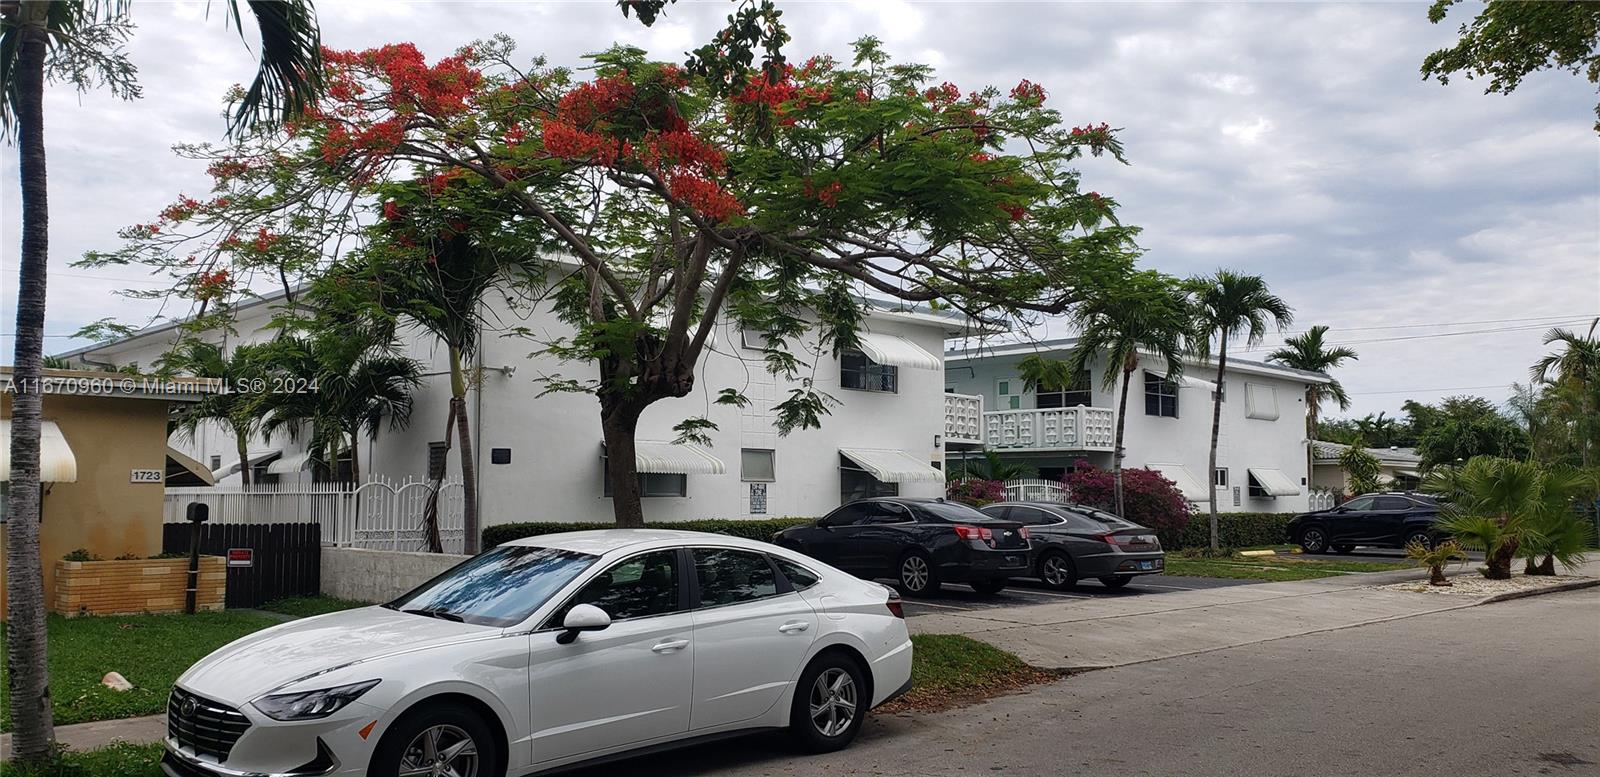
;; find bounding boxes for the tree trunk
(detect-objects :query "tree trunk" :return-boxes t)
[603,400,647,528]
[236,430,252,488]
[1207,335,1229,551]
[346,430,360,484]
[1532,554,1556,576]
[1428,564,1450,586]
[5,7,57,762]
[449,347,479,554]
[1112,365,1134,517]
[420,401,457,554]
[1484,522,1517,580]
[1305,387,1318,493]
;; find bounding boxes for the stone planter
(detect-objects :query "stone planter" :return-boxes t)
[53,556,226,617]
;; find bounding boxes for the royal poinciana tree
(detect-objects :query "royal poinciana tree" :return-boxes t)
[94,35,1141,529]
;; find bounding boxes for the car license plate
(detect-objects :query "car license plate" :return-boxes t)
[1138,560,1155,571]
[1004,555,1023,567]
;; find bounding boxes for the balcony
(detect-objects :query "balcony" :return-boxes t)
[944,393,984,446]
[983,406,1116,452]
[942,394,1116,452]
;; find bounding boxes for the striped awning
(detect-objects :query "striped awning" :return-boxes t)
[1248,467,1301,497]
[0,419,78,483]
[839,448,944,483]
[1146,462,1210,504]
[633,441,726,475]
[1145,366,1216,392]
[211,449,280,480]
[856,332,941,371]
[166,447,216,487]
[266,450,314,475]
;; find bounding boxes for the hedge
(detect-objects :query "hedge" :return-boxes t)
[1169,512,1295,550]
[483,517,815,549]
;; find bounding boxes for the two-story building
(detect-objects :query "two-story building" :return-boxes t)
[942,339,1331,513]
[59,279,978,525]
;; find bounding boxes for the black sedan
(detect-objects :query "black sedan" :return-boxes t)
[773,498,1031,596]
[1286,492,1443,553]
[979,501,1164,590]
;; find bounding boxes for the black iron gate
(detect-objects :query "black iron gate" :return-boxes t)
[162,522,321,609]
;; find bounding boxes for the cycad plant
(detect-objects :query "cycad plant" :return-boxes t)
[1405,538,1468,586]
[1516,465,1597,575]
[1425,456,1587,579]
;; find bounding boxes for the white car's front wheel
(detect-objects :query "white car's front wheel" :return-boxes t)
[371,701,501,777]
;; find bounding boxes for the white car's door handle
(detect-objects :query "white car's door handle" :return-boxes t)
[778,621,811,634]
[651,639,690,653]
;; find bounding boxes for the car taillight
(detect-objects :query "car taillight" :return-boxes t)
[1103,533,1157,546]
[953,524,993,543]
[886,592,905,619]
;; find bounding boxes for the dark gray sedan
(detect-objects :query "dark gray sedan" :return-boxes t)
[978,502,1165,590]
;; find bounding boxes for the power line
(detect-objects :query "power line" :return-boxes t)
[1281,313,1598,335]
[1235,319,1592,353]
[1349,384,1513,396]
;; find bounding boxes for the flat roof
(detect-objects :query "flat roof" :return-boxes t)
[945,337,1333,384]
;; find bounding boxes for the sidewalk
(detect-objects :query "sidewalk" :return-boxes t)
[909,560,1600,670]
[1,713,167,758]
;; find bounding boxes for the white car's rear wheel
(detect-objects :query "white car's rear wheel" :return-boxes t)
[789,653,867,753]
[371,702,500,777]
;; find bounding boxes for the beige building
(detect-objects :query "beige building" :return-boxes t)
[1310,441,1424,495]
[0,369,218,611]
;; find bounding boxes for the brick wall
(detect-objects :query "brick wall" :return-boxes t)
[53,556,226,616]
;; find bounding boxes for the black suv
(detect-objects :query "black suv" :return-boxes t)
[773,497,1030,596]
[1286,492,1444,554]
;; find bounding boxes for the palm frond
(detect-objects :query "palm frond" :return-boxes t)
[225,0,323,135]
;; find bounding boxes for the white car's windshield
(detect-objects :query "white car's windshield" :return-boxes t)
[386,545,597,627]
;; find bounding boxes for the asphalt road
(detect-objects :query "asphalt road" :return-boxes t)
[566,587,1600,777]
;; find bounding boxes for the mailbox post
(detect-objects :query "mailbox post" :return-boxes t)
[185,502,209,615]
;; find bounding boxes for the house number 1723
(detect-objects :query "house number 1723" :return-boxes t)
[130,469,163,483]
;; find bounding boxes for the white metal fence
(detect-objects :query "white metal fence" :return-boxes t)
[164,476,467,554]
[1002,478,1067,503]
[1308,488,1337,511]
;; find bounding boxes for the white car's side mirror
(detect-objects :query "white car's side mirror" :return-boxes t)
[556,604,612,644]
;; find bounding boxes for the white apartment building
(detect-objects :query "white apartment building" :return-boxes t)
[60,280,977,525]
[942,339,1332,513]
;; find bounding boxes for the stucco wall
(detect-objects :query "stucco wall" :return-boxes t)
[321,546,469,603]
[1,393,174,612]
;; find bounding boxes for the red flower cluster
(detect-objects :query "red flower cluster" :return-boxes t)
[558,74,636,128]
[160,195,204,224]
[252,228,281,252]
[325,43,482,117]
[731,67,831,125]
[194,269,231,301]
[816,180,843,208]
[1010,79,1047,105]
[543,121,622,165]
[999,202,1027,222]
[383,201,401,220]
[206,157,254,181]
[668,175,742,221]
[1068,122,1112,142]
[923,81,961,108]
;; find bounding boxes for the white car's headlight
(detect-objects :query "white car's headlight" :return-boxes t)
[253,679,380,721]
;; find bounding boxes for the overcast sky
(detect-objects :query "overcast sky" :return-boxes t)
[1,0,1596,421]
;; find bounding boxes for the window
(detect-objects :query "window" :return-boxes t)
[1144,372,1179,417]
[427,442,449,480]
[1375,496,1413,511]
[551,550,681,625]
[863,502,913,524]
[822,503,873,526]
[1037,466,1067,482]
[694,549,779,607]
[840,349,897,393]
[1214,468,1229,488]
[1244,383,1279,421]
[1340,496,1376,511]
[1007,506,1062,527]
[840,456,898,502]
[604,472,687,498]
[208,455,222,471]
[773,557,821,590]
[740,327,777,351]
[389,545,597,628]
[741,448,775,482]
[997,379,1022,410]
[1035,370,1092,409]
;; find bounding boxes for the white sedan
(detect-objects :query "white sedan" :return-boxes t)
[161,530,914,777]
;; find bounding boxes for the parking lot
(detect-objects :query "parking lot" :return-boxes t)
[902,573,1255,617]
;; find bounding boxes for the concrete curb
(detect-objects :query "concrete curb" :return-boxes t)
[1475,577,1600,604]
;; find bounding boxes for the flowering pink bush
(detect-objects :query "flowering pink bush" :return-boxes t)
[1063,460,1192,544]
[947,478,1006,507]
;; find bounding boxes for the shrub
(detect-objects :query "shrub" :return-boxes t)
[1063,461,1192,546]
[946,478,1005,507]
[1169,512,1293,550]
[483,517,816,549]
[62,549,102,562]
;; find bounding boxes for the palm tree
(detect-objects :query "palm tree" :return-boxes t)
[256,326,421,483]
[1192,270,1292,550]
[1424,457,1589,580]
[1063,270,1193,517]
[1532,319,1600,468]
[1266,325,1358,484]
[159,340,273,487]
[1,2,321,762]
[1356,411,1400,448]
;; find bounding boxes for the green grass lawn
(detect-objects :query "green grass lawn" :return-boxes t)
[3,742,166,777]
[891,634,1054,710]
[0,610,283,731]
[1164,555,1408,582]
[260,595,373,618]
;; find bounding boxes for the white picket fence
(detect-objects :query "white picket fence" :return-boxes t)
[164,476,467,554]
[1002,478,1067,503]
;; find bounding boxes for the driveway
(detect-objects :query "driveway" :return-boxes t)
[566,587,1600,776]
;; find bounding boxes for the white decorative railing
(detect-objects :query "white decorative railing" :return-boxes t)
[1003,478,1067,503]
[981,406,1116,452]
[943,393,984,446]
[164,476,467,554]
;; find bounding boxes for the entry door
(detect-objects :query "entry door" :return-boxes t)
[526,550,693,764]
[688,548,819,730]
